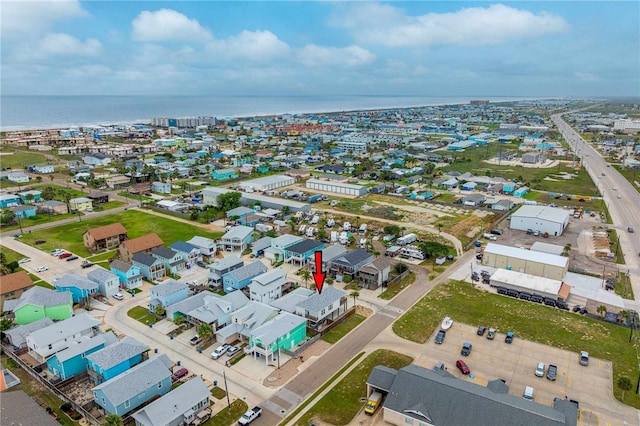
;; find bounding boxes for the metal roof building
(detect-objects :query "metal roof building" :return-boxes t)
[305,178,368,196]
[482,243,569,281]
[509,205,570,236]
[202,187,311,212]
[237,175,295,192]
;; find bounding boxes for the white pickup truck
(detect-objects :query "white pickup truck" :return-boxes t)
[238,406,262,425]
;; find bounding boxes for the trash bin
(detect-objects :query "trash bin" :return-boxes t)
[177,361,181,366]
[154,348,158,353]
[198,348,202,354]
[214,381,218,387]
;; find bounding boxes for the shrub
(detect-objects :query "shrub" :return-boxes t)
[60,403,72,412]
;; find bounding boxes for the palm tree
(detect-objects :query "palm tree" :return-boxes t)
[104,413,124,426]
[596,305,607,318]
[350,290,359,308]
[197,323,213,342]
[300,268,312,289]
[617,375,633,401]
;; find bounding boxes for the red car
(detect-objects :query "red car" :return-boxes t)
[58,252,72,259]
[456,360,470,375]
[171,368,189,381]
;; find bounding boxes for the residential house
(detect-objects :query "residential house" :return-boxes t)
[264,234,303,262]
[151,247,186,275]
[295,286,348,329]
[132,253,166,281]
[47,332,117,381]
[131,377,211,426]
[490,199,514,211]
[321,245,348,271]
[248,311,307,365]
[0,271,34,310]
[328,249,375,277]
[211,168,238,181]
[208,255,244,288]
[69,197,93,212]
[1,390,61,426]
[30,165,55,174]
[18,190,42,204]
[367,364,578,426]
[248,269,288,303]
[169,241,199,268]
[222,261,267,293]
[87,192,109,204]
[83,153,112,166]
[86,336,149,384]
[165,292,210,322]
[9,205,36,219]
[26,313,100,362]
[3,286,72,325]
[92,355,173,416]
[222,300,279,344]
[358,257,392,289]
[250,237,273,258]
[226,206,254,222]
[110,260,143,290]
[7,172,29,183]
[187,236,217,261]
[0,194,21,208]
[37,200,68,215]
[55,274,100,304]
[3,318,53,349]
[151,181,171,194]
[284,240,324,266]
[180,292,249,332]
[221,225,255,252]
[119,233,164,263]
[87,268,121,298]
[149,279,189,312]
[462,193,486,207]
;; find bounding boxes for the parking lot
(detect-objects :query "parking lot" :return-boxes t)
[411,322,637,425]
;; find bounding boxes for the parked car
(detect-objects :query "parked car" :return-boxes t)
[190,335,202,346]
[456,359,470,375]
[460,342,472,356]
[505,332,515,344]
[36,266,48,272]
[434,330,446,344]
[81,260,94,269]
[486,328,496,340]
[227,346,241,357]
[546,364,557,381]
[51,249,65,256]
[113,293,124,300]
[523,386,535,401]
[171,368,189,381]
[535,362,545,377]
[58,252,72,259]
[66,255,79,261]
[192,280,200,286]
[212,343,231,359]
[197,261,208,268]
[476,326,486,336]
[35,239,46,245]
[579,351,589,366]
[18,257,31,264]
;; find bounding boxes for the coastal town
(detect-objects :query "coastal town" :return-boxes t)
[2,98,640,426]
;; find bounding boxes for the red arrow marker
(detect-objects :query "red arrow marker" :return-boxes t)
[312,251,326,294]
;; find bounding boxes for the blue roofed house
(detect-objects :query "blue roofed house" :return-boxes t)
[248,312,307,365]
[222,261,267,293]
[47,332,117,381]
[86,336,149,384]
[54,274,100,304]
[284,240,324,266]
[148,279,189,312]
[151,247,186,275]
[110,260,143,290]
[131,377,211,426]
[221,225,255,252]
[92,355,173,417]
[211,168,238,181]
[169,241,199,268]
[295,286,348,330]
[132,253,165,281]
[87,268,120,298]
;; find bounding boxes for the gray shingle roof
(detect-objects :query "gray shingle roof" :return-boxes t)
[169,241,198,253]
[210,254,243,272]
[366,365,398,392]
[4,318,54,346]
[87,267,119,284]
[55,273,99,291]
[110,259,134,272]
[379,364,574,426]
[132,252,160,267]
[251,237,273,252]
[9,286,71,312]
[321,244,347,263]
[28,313,99,348]
[151,246,178,260]
[187,236,216,249]
[250,269,287,287]
[86,336,149,370]
[56,332,117,363]
[296,285,346,313]
[250,312,306,347]
[151,279,188,297]
[131,377,210,426]
[331,249,373,267]
[226,260,267,282]
[0,390,61,426]
[286,239,323,255]
[222,225,254,240]
[92,355,172,407]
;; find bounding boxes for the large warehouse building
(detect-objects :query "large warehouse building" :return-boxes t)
[481,243,569,281]
[237,175,295,192]
[509,205,570,236]
[201,187,311,213]
[489,269,565,301]
[305,178,368,196]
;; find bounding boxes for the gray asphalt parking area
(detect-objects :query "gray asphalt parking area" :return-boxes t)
[414,323,637,425]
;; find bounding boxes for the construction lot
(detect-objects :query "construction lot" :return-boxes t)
[411,323,635,426]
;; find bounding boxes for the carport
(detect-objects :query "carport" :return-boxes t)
[489,269,562,300]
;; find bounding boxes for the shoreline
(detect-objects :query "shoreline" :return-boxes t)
[0,95,554,132]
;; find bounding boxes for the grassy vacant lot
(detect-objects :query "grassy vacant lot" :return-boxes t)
[322,314,366,344]
[18,210,223,257]
[205,399,247,426]
[294,350,413,426]
[127,305,160,325]
[0,148,49,169]
[379,272,415,300]
[393,280,640,408]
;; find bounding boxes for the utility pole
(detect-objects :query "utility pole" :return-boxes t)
[223,370,231,409]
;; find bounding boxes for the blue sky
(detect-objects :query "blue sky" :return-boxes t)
[1,1,638,97]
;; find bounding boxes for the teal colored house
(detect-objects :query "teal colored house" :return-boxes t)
[212,168,238,181]
[55,274,100,304]
[514,187,529,198]
[110,260,143,290]
[92,355,172,416]
[47,332,117,380]
[18,190,42,204]
[131,253,165,281]
[284,240,324,266]
[249,312,307,365]
[150,247,186,275]
[502,182,517,194]
[86,336,149,384]
[148,279,189,311]
[9,205,36,219]
[222,260,267,293]
[257,165,270,173]
[0,194,20,208]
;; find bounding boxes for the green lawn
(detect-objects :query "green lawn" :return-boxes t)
[86,250,117,263]
[2,212,80,232]
[127,305,160,325]
[322,314,366,344]
[204,399,247,426]
[0,149,49,169]
[294,350,413,426]
[392,279,640,408]
[18,210,223,257]
[379,272,416,300]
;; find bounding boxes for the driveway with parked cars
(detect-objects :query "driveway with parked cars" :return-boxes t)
[410,322,636,425]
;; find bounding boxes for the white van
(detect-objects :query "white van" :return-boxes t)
[523,386,534,401]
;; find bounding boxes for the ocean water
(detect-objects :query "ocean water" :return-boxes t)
[1,95,534,131]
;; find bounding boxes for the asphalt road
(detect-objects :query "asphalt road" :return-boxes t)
[551,113,640,300]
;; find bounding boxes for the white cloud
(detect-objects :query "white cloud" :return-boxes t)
[39,33,101,56]
[297,44,375,67]
[1,0,88,39]
[132,9,212,42]
[207,30,290,61]
[333,3,569,47]
[575,71,598,82]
